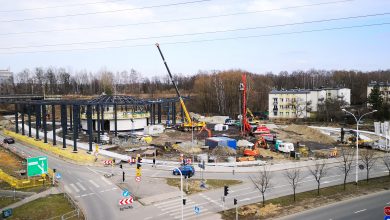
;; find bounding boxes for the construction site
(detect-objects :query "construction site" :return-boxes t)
[1,44,388,170]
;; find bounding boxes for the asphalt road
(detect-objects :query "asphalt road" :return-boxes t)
[2,131,389,220]
[281,190,390,220]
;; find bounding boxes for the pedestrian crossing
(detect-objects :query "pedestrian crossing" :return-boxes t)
[153,198,211,219]
[63,177,116,198]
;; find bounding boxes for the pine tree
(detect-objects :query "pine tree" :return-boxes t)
[368,84,383,111]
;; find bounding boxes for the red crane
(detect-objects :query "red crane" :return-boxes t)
[241,74,252,136]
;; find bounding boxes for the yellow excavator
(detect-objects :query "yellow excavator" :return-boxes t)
[247,108,260,125]
[156,43,206,131]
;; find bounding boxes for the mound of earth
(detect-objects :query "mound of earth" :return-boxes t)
[283,124,335,144]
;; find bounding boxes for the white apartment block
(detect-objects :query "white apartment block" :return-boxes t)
[269,87,351,119]
[367,81,390,104]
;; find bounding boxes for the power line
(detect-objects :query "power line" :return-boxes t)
[0,0,356,35]
[0,0,129,13]
[0,12,388,50]
[1,22,388,55]
[0,0,213,23]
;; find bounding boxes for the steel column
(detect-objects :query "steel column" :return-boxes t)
[28,105,32,137]
[114,104,118,137]
[87,105,93,152]
[157,103,162,124]
[101,105,104,133]
[97,105,100,143]
[21,104,25,135]
[52,105,56,145]
[69,105,72,131]
[42,105,47,143]
[35,104,40,140]
[14,104,18,133]
[73,105,78,152]
[61,104,67,149]
[172,102,176,125]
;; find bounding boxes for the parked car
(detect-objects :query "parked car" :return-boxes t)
[172,165,195,177]
[3,138,15,144]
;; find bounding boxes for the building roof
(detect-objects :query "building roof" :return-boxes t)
[368,81,390,87]
[269,90,310,94]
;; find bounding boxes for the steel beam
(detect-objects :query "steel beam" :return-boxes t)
[52,105,56,145]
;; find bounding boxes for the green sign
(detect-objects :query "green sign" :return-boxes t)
[27,156,48,177]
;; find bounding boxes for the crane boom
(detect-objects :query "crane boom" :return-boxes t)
[155,43,192,125]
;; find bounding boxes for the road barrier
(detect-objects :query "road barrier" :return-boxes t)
[0,168,52,189]
[3,130,95,163]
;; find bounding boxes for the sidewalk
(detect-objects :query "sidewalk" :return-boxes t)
[0,187,61,212]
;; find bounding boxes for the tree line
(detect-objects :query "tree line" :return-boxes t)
[5,67,390,119]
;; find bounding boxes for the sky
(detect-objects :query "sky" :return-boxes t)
[0,0,389,77]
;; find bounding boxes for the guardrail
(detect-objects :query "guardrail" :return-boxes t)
[0,169,51,189]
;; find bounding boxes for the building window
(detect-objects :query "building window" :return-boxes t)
[280,112,284,116]
[286,98,289,102]
[286,112,289,117]
[273,98,277,102]
[280,98,284,102]
[273,111,277,116]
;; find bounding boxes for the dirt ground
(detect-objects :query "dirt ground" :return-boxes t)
[0,147,25,178]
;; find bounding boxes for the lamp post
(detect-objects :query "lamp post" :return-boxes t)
[341,109,377,184]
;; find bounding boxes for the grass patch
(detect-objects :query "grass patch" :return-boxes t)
[0,180,52,193]
[8,194,82,220]
[0,197,21,209]
[166,178,242,195]
[221,176,390,219]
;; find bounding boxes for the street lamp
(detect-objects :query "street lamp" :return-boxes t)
[341,108,377,184]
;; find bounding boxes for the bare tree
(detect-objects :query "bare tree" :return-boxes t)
[337,147,355,190]
[250,166,272,207]
[360,149,377,182]
[308,160,328,196]
[383,154,390,177]
[284,168,304,202]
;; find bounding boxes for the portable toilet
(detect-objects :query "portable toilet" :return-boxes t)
[275,140,282,151]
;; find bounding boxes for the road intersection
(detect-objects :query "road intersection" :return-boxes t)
[1,132,388,219]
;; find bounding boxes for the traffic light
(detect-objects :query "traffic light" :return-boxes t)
[234,198,237,205]
[224,185,229,196]
[183,199,186,205]
[137,163,141,169]
[119,164,123,169]
[137,156,142,164]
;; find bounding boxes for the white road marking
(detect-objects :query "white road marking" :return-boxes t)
[154,198,182,207]
[230,187,251,194]
[151,170,161,177]
[386,202,390,205]
[144,217,152,220]
[354,209,366,213]
[89,180,100,188]
[200,193,223,208]
[70,183,80,193]
[64,184,72,193]
[76,182,87,191]
[161,202,195,211]
[100,176,112,185]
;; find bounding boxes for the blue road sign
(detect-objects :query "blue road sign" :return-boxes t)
[384,216,390,220]
[55,173,62,179]
[122,189,130,197]
[194,206,200,215]
[2,208,13,218]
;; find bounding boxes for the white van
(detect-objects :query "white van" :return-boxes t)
[278,142,294,153]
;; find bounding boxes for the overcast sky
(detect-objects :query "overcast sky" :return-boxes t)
[0,0,389,76]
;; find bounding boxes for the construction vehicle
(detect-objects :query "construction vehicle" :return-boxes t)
[347,130,373,147]
[243,136,268,156]
[155,43,206,131]
[198,125,212,138]
[241,74,252,136]
[247,108,260,125]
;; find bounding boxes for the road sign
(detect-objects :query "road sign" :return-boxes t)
[135,176,141,182]
[136,168,141,177]
[359,164,365,170]
[385,216,390,220]
[27,156,48,177]
[385,206,390,215]
[119,197,133,205]
[122,189,130,197]
[194,206,200,215]
[103,160,113,166]
[2,208,12,218]
[55,173,62,179]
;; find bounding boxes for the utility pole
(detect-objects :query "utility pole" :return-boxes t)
[234,198,238,220]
